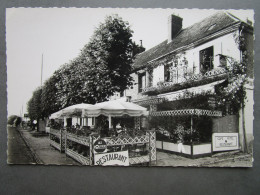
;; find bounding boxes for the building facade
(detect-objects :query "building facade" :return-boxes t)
[119,11,254,156]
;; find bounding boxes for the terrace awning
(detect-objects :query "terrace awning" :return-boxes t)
[60,103,92,117]
[49,110,63,119]
[82,99,148,117]
[157,79,226,102]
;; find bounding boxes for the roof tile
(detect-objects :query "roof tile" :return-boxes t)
[132,11,240,70]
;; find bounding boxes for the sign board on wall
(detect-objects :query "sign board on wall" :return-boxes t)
[212,133,239,152]
[94,151,129,166]
[93,139,107,153]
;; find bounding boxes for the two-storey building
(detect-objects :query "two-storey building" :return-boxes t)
[116,11,254,157]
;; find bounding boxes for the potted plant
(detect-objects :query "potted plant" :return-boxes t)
[175,124,185,144]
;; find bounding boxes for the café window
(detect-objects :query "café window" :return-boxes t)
[138,73,146,93]
[92,117,95,126]
[200,46,214,74]
[80,118,82,126]
[66,118,72,127]
[120,90,124,97]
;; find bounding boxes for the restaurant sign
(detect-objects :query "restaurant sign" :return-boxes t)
[212,133,239,152]
[93,139,107,153]
[94,151,129,166]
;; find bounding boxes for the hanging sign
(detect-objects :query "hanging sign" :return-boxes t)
[93,139,107,153]
[208,97,216,108]
[212,133,239,152]
[94,150,129,166]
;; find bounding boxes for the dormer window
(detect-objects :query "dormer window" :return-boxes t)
[207,24,216,31]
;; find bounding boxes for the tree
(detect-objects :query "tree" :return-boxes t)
[14,116,22,127]
[233,25,253,154]
[54,58,93,107]
[41,70,63,116]
[30,14,145,116]
[27,87,43,130]
[79,14,135,103]
[7,115,21,126]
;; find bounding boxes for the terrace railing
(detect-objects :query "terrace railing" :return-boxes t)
[49,129,157,166]
[93,131,157,165]
[65,131,92,165]
[49,128,65,153]
[142,68,227,94]
[150,109,222,117]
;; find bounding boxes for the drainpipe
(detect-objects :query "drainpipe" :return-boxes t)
[242,100,248,153]
[190,115,194,158]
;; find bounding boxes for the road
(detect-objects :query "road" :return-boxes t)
[7,126,37,164]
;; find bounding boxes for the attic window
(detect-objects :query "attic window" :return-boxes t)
[207,24,216,31]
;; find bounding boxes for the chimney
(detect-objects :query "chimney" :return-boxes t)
[168,14,183,43]
[246,18,253,26]
[140,40,143,47]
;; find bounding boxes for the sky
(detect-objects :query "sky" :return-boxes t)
[6,8,254,116]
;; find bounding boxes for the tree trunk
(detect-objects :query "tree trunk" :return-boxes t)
[37,118,40,132]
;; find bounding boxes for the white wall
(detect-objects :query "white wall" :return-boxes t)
[124,31,241,101]
[147,32,241,88]
[193,144,212,155]
[186,31,240,73]
[153,65,165,86]
[239,82,254,152]
[87,117,95,127]
[72,117,78,126]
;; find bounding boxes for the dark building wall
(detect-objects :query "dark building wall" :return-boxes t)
[212,115,239,133]
[244,29,254,79]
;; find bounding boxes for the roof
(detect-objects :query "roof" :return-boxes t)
[132,11,241,70]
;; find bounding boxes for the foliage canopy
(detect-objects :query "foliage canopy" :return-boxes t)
[29,14,144,118]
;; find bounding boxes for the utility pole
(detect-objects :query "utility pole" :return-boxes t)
[39,53,44,132]
[41,53,43,87]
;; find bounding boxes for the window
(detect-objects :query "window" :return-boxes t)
[92,117,95,126]
[218,54,227,67]
[147,69,153,87]
[207,24,216,31]
[164,64,171,82]
[138,73,146,93]
[200,46,214,74]
[80,118,82,126]
[66,118,72,127]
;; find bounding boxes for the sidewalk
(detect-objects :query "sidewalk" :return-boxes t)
[18,128,80,165]
[156,150,253,167]
[18,128,252,167]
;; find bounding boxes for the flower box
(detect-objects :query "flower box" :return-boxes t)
[156,140,212,158]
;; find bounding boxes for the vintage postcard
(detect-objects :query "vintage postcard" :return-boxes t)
[6,8,254,167]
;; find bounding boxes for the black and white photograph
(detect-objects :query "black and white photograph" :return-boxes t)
[6,8,254,167]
